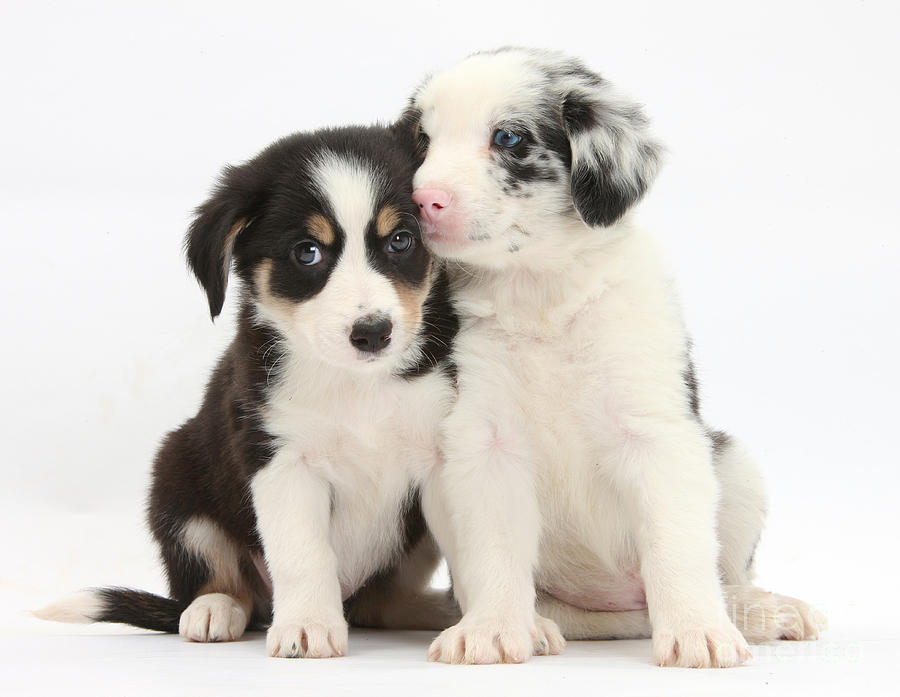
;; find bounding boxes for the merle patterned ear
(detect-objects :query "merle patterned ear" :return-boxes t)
[184,163,262,320]
[561,80,662,227]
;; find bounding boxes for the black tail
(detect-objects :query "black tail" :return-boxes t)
[93,587,185,633]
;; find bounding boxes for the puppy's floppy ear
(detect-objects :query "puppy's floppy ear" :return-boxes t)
[391,104,428,164]
[185,163,264,320]
[561,77,663,227]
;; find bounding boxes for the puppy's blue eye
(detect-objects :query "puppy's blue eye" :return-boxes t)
[291,240,322,266]
[388,229,414,254]
[493,129,523,148]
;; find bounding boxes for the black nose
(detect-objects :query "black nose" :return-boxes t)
[349,317,393,353]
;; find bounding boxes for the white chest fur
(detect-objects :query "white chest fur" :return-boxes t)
[448,227,692,599]
[258,359,452,599]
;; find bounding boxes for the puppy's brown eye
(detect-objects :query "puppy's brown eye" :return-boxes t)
[291,240,322,266]
[388,230,414,254]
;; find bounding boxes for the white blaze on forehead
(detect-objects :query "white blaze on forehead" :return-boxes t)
[305,150,399,336]
[311,151,380,238]
[417,52,541,134]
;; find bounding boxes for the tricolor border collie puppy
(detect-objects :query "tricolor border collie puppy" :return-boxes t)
[403,48,826,667]
[36,125,459,658]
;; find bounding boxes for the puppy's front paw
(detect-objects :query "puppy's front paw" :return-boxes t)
[179,593,248,642]
[427,613,564,664]
[534,614,567,656]
[653,618,751,668]
[266,618,348,658]
[726,586,827,643]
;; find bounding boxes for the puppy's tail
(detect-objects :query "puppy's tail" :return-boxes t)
[33,588,183,633]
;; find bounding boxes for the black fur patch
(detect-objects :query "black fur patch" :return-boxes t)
[709,430,732,456]
[570,162,629,227]
[400,266,459,379]
[185,166,263,319]
[392,105,429,165]
[683,355,701,418]
[250,210,345,307]
[493,118,567,197]
[561,92,598,136]
[365,213,430,290]
[568,137,660,227]
[535,118,572,170]
[95,588,183,633]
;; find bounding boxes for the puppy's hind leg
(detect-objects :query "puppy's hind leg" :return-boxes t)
[174,516,257,642]
[713,433,826,642]
[712,431,767,586]
[537,589,825,644]
[724,585,826,643]
[536,593,651,640]
[345,534,461,632]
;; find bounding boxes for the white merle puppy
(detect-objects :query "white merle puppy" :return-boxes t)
[36,126,459,658]
[403,48,824,667]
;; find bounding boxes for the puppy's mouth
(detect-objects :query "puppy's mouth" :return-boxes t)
[353,346,390,362]
[421,219,463,243]
[420,220,478,259]
[346,324,421,367]
[349,331,420,369]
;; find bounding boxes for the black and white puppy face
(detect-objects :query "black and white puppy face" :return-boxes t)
[186,127,433,372]
[405,48,663,268]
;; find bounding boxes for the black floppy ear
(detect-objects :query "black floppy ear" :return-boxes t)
[184,163,263,320]
[391,104,428,164]
[561,79,663,227]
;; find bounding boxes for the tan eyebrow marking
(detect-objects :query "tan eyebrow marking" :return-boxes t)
[305,213,335,245]
[375,205,402,238]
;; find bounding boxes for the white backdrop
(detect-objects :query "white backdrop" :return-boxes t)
[1,1,898,695]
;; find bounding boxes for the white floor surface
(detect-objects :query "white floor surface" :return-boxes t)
[3,504,899,696]
[1,619,894,697]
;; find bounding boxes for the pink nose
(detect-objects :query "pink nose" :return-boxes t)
[412,188,452,224]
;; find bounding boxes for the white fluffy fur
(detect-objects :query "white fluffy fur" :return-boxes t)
[179,592,249,642]
[250,154,455,658]
[412,48,811,668]
[33,590,103,624]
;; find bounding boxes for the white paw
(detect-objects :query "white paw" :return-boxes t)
[266,618,348,658]
[726,586,827,643]
[179,593,248,642]
[427,613,565,664]
[653,618,751,668]
[533,615,567,656]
